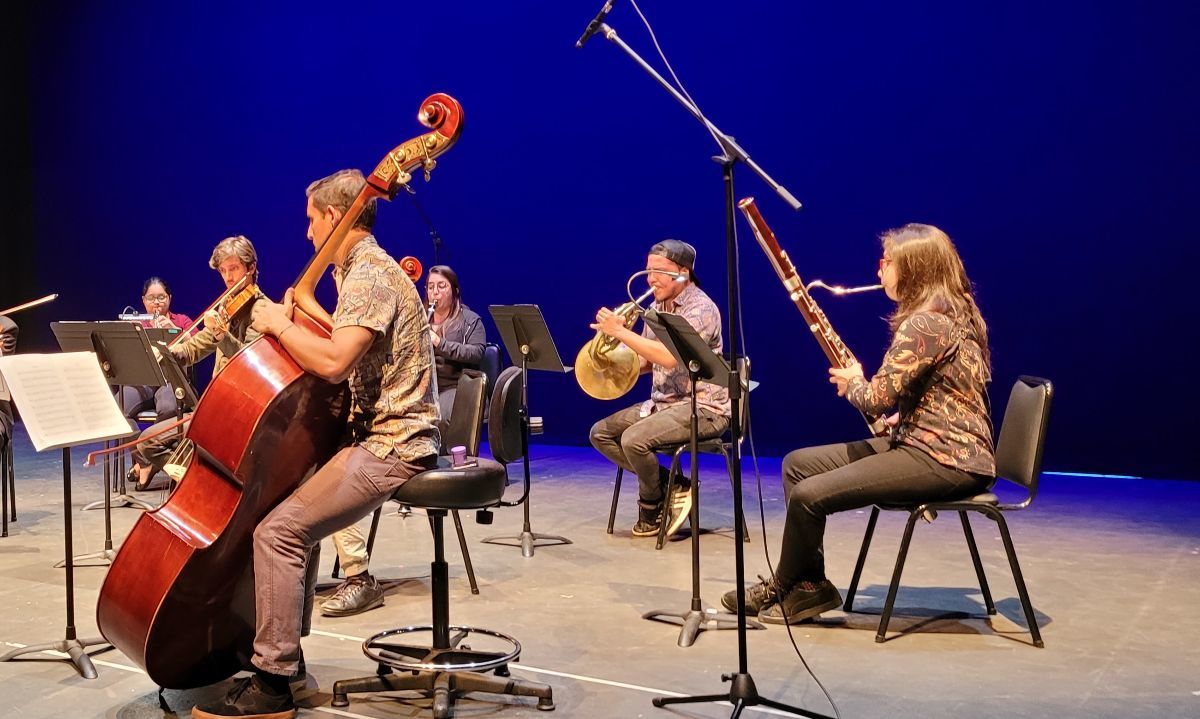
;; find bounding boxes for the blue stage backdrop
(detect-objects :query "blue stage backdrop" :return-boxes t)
[15,1,1197,479]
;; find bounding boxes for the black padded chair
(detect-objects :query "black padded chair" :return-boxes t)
[479,343,502,414]
[843,375,1053,647]
[606,358,752,550]
[354,373,488,594]
[331,380,554,718]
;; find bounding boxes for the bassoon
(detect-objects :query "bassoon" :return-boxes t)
[737,197,888,437]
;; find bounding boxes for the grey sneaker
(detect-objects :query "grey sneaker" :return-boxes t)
[320,574,384,617]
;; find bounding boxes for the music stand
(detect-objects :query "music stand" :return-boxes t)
[0,351,137,678]
[639,311,760,646]
[482,305,572,557]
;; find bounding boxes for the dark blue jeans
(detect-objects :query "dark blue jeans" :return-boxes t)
[776,437,990,585]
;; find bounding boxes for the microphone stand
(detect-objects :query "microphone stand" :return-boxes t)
[582,15,828,719]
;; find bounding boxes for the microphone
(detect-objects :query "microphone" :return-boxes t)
[576,0,615,48]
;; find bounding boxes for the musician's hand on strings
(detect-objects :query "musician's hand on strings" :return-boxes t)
[281,287,295,321]
[885,412,900,428]
[828,363,864,397]
[591,307,625,338]
[251,298,293,337]
[203,310,229,341]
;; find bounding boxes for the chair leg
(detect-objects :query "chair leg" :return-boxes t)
[992,512,1043,647]
[844,506,881,611]
[9,441,17,522]
[606,467,623,534]
[959,511,995,614]
[876,510,921,643]
[451,510,480,595]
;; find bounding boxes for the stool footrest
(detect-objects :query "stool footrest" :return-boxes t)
[364,625,520,674]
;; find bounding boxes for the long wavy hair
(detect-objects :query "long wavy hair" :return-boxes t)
[882,223,990,367]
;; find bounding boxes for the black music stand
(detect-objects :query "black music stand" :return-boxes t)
[640,311,760,646]
[0,352,135,678]
[482,305,572,557]
[581,10,830,719]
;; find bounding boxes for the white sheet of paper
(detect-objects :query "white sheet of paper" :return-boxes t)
[0,352,134,452]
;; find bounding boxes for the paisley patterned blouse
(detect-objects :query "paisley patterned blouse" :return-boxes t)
[845,311,995,476]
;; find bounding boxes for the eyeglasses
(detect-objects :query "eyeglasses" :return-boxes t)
[143,294,169,302]
[426,282,451,291]
[878,257,893,272]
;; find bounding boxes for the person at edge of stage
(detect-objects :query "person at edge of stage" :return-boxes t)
[128,236,269,491]
[192,168,440,719]
[724,222,995,625]
[319,263,485,619]
[588,240,732,538]
[1,315,18,454]
[118,277,194,422]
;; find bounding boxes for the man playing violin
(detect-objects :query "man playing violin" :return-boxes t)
[194,169,440,719]
[129,236,269,490]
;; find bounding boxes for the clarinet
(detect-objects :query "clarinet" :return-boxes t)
[738,197,889,437]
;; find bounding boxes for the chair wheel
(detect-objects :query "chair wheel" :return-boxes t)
[537,696,555,711]
[331,693,348,708]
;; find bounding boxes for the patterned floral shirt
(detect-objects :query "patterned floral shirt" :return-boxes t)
[172,288,268,379]
[845,311,995,476]
[332,236,440,461]
[639,283,731,417]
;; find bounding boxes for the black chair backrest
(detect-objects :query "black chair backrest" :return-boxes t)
[993,376,1053,499]
[487,366,524,465]
[442,373,487,456]
[480,343,502,405]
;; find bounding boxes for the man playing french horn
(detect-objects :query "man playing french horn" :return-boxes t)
[588,240,731,537]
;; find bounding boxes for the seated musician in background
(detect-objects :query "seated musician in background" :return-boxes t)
[320,263,484,618]
[1,315,18,452]
[589,240,731,538]
[725,223,994,625]
[427,264,486,424]
[128,236,268,490]
[119,277,194,422]
[193,169,440,719]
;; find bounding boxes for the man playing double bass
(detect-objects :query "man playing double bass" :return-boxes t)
[194,168,441,719]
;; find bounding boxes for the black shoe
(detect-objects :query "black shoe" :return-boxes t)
[320,574,384,617]
[721,574,783,616]
[192,674,296,719]
[759,580,843,625]
[631,501,663,537]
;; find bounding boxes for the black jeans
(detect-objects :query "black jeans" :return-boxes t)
[775,437,990,585]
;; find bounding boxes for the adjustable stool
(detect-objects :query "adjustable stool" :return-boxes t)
[331,455,554,718]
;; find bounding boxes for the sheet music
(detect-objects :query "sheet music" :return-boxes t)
[0,352,134,452]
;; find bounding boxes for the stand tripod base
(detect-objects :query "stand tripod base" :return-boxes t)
[642,607,762,648]
[481,531,571,558]
[54,547,118,568]
[654,672,833,719]
[83,493,154,512]
[0,636,111,680]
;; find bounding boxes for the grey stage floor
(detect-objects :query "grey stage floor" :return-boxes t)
[1,425,1198,719]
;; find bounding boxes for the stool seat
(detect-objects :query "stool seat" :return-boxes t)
[391,456,506,510]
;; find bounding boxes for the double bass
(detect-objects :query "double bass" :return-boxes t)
[96,94,464,689]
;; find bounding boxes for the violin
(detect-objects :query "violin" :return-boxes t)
[95,93,463,689]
